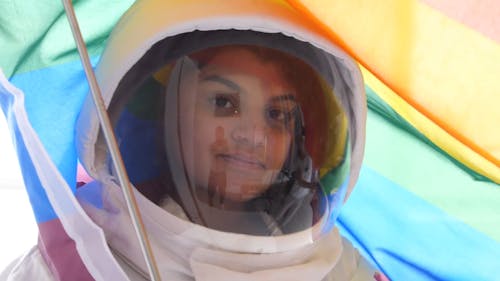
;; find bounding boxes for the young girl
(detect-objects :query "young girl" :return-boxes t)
[2,0,389,280]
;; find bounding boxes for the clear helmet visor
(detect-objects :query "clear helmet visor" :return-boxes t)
[111,44,351,237]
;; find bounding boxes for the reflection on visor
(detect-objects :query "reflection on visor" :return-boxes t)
[112,44,350,237]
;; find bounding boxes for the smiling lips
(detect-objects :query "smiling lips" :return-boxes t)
[217,153,266,169]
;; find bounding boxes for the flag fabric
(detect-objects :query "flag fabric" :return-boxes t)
[0,1,499,280]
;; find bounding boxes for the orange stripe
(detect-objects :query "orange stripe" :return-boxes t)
[287,0,500,173]
[285,0,362,67]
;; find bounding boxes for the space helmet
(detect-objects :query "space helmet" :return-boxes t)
[77,0,366,254]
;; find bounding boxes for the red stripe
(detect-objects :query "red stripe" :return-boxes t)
[421,0,500,42]
[38,219,94,281]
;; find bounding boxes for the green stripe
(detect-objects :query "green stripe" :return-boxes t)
[367,87,491,182]
[0,0,134,78]
[364,85,500,241]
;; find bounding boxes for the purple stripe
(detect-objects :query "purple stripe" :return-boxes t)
[38,219,94,281]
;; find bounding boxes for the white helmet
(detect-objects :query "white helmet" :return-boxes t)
[76,0,366,279]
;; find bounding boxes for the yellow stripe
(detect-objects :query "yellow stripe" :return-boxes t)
[361,64,500,183]
[288,0,500,182]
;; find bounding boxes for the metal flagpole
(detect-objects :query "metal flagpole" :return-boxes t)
[61,1,162,280]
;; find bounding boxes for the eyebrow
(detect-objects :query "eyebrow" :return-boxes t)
[201,75,296,103]
[269,94,296,103]
[201,75,241,92]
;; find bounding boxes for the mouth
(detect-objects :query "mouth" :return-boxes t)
[217,153,266,169]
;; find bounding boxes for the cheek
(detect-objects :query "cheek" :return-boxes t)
[192,119,213,157]
[265,132,291,168]
[191,115,227,171]
[179,108,216,180]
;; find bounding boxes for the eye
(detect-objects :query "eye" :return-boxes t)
[267,108,287,122]
[210,93,240,116]
[266,106,295,130]
[213,96,234,109]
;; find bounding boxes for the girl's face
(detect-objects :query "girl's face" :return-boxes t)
[179,48,297,203]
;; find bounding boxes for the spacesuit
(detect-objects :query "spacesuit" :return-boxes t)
[1,0,383,280]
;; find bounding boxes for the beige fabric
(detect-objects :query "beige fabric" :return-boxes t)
[74,181,377,281]
[324,239,376,281]
[0,238,376,281]
[0,247,53,281]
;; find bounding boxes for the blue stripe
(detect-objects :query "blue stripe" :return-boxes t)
[1,80,56,222]
[1,58,98,222]
[12,117,58,222]
[9,58,99,191]
[338,165,500,281]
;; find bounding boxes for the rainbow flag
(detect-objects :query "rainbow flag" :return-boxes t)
[1,1,499,280]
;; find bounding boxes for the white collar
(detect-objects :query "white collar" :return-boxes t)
[78,180,345,280]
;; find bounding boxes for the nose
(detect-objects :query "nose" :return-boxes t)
[230,122,267,148]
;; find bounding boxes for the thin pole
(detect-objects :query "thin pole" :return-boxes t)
[61,1,162,280]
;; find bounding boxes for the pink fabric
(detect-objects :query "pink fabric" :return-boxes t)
[374,272,391,281]
[77,163,93,185]
[421,0,500,42]
[38,219,94,281]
